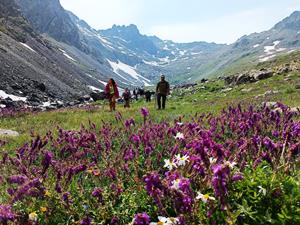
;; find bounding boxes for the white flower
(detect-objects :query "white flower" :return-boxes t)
[164,159,177,170]
[209,157,217,164]
[196,192,216,203]
[150,216,179,225]
[225,161,237,169]
[175,154,189,166]
[176,122,184,126]
[175,132,184,140]
[171,179,181,190]
[29,212,38,221]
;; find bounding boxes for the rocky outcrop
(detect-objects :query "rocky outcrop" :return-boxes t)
[225,70,274,86]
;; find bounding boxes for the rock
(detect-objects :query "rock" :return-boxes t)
[263,102,278,108]
[35,82,46,92]
[0,129,19,137]
[0,98,24,108]
[78,95,92,103]
[290,107,300,115]
[253,71,273,80]
[264,90,279,96]
[201,79,208,83]
[221,88,233,93]
[295,85,300,90]
[241,88,253,93]
[27,93,42,104]
[273,107,283,114]
[236,73,256,85]
[90,91,106,101]
[277,66,290,74]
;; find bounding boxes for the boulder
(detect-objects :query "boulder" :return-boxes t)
[290,107,300,115]
[263,102,278,108]
[0,129,19,137]
[253,71,273,80]
[90,91,106,101]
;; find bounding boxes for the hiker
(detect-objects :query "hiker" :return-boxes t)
[156,75,170,110]
[133,89,138,101]
[105,78,119,112]
[122,88,131,108]
[145,90,152,102]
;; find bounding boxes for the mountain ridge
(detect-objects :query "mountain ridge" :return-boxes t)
[1,0,300,106]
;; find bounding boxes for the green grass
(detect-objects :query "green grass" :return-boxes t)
[1,69,299,151]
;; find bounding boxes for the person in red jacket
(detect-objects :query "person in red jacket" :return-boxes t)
[105,78,119,111]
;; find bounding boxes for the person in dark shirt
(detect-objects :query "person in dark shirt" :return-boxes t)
[145,90,152,102]
[122,88,131,108]
[156,75,170,110]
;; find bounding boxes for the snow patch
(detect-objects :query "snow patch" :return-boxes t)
[107,60,151,86]
[143,60,159,66]
[20,42,36,52]
[99,80,108,86]
[190,52,202,55]
[259,54,276,62]
[0,90,27,102]
[59,49,77,62]
[179,50,187,56]
[253,44,260,48]
[163,45,170,50]
[264,41,280,55]
[88,86,102,91]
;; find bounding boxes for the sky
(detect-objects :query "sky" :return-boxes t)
[60,0,300,44]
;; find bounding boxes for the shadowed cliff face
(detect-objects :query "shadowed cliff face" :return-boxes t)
[14,0,83,50]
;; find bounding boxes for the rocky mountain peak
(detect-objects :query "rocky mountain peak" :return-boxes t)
[273,10,300,31]
[14,0,82,49]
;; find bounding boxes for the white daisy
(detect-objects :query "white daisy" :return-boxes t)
[175,132,184,140]
[196,192,216,203]
[175,154,189,166]
[164,159,177,170]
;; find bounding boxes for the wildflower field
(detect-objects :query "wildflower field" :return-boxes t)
[0,102,299,225]
[0,72,300,225]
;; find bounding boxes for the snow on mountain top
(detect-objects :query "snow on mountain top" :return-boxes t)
[0,90,27,102]
[20,42,36,52]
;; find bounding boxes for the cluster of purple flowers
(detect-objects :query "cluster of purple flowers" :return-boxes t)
[0,105,299,224]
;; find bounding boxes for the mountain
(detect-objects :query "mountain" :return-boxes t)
[1,0,300,107]
[0,0,110,106]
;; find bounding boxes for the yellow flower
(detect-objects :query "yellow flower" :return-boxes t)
[44,190,51,197]
[29,212,38,221]
[40,207,47,213]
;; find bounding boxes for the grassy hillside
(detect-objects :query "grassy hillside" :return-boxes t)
[0,51,299,225]
[1,65,299,150]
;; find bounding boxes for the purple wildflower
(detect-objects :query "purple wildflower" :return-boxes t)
[92,187,103,204]
[140,107,150,117]
[110,216,119,224]
[8,175,28,185]
[0,204,15,222]
[42,151,53,173]
[80,217,92,225]
[232,173,244,182]
[134,212,150,225]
